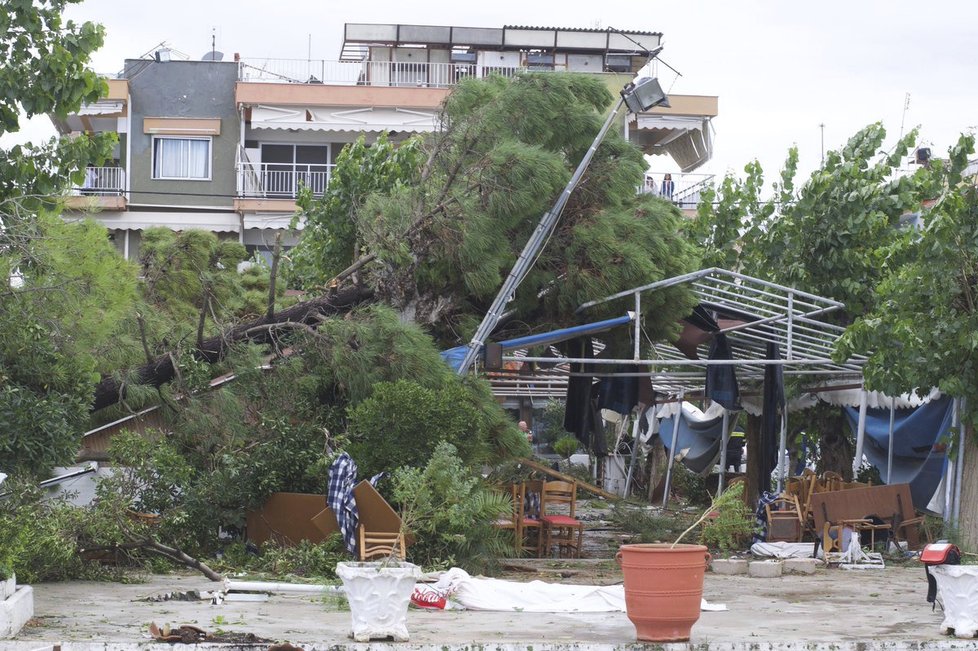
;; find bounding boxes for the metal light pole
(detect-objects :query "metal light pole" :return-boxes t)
[456,78,670,374]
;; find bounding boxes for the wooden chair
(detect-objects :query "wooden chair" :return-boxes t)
[821,471,845,492]
[492,483,522,555]
[764,494,804,542]
[358,525,405,561]
[520,480,544,557]
[891,490,926,550]
[540,480,584,558]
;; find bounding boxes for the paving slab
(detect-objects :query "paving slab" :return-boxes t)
[3,566,970,650]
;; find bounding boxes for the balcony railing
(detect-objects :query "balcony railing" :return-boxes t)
[237,162,334,199]
[238,58,522,86]
[641,172,714,210]
[69,166,125,196]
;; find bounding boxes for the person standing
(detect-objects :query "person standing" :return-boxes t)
[518,420,533,445]
[660,173,675,200]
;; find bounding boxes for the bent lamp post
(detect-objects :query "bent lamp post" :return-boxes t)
[457,77,670,375]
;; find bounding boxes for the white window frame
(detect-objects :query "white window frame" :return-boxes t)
[151,135,213,181]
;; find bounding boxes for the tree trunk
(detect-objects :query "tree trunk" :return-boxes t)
[812,404,854,481]
[90,284,373,412]
[958,424,978,550]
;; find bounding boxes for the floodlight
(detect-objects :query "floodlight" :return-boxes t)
[622,77,670,113]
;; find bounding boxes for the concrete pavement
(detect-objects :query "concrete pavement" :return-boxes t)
[3,565,974,650]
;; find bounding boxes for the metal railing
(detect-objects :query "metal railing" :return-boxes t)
[69,166,125,196]
[641,172,714,209]
[237,162,334,198]
[239,58,524,86]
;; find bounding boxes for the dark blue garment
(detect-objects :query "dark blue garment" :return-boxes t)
[705,333,739,410]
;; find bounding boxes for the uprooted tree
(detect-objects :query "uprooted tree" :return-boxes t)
[92,73,701,413]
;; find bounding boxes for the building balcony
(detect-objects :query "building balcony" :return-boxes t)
[239,58,493,88]
[641,172,714,213]
[64,166,127,211]
[234,162,334,214]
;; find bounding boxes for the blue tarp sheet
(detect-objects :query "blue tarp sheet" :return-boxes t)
[659,409,725,476]
[843,395,952,511]
[440,314,633,371]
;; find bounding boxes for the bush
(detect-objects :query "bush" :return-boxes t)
[697,482,756,552]
[670,465,713,507]
[216,537,347,580]
[347,379,494,477]
[553,436,580,459]
[390,441,512,571]
[535,399,567,445]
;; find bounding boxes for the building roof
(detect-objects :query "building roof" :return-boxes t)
[340,23,662,61]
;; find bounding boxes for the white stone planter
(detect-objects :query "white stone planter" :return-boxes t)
[0,576,14,602]
[932,565,978,638]
[0,574,34,639]
[336,560,421,642]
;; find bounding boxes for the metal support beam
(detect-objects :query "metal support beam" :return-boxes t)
[662,392,684,509]
[457,93,630,375]
[886,398,896,484]
[852,388,868,476]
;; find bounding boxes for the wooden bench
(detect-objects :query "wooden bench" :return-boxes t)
[810,483,924,550]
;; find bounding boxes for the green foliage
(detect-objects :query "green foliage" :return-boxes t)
[292,133,425,287]
[836,134,978,421]
[216,537,347,580]
[0,214,137,475]
[675,482,753,548]
[390,441,513,570]
[290,73,698,346]
[552,436,580,459]
[348,379,497,478]
[609,502,687,544]
[670,466,712,507]
[535,399,567,445]
[698,483,756,552]
[0,0,114,207]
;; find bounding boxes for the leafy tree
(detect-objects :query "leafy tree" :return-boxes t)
[0,0,124,476]
[295,73,699,348]
[291,133,424,288]
[836,134,978,547]
[391,441,513,569]
[689,123,932,477]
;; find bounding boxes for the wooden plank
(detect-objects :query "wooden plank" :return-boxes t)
[518,457,621,501]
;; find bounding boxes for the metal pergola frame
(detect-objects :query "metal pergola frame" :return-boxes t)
[498,267,869,502]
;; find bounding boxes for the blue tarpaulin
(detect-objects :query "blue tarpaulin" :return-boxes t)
[440,314,633,371]
[659,407,725,476]
[843,395,952,511]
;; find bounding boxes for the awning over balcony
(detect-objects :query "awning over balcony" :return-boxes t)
[250,104,438,133]
[90,211,240,233]
[632,114,714,173]
[78,100,125,116]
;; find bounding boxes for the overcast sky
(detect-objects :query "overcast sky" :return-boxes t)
[7,0,978,186]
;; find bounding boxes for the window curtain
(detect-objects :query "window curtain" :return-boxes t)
[155,138,209,178]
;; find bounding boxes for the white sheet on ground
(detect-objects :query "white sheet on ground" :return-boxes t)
[424,568,725,612]
[751,541,821,559]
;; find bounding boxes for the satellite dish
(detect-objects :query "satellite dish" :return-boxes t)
[201,50,224,61]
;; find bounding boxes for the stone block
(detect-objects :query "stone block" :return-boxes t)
[711,558,749,575]
[784,557,819,575]
[0,585,34,639]
[748,559,783,578]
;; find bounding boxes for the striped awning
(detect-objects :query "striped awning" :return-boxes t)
[250,104,438,132]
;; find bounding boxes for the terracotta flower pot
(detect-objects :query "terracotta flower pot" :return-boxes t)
[616,543,711,642]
